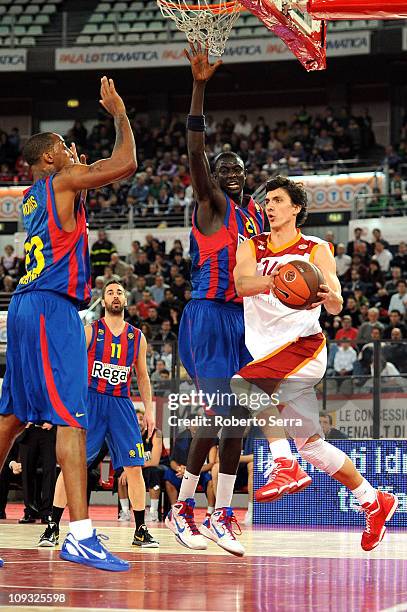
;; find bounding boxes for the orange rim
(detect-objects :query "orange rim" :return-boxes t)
[158,0,245,13]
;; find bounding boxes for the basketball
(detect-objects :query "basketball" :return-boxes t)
[273,260,325,310]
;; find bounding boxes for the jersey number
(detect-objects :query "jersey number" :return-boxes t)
[111,343,122,359]
[245,216,256,235]
[19,235,45,285]
[136,443,144,458]
[261,258,278,276]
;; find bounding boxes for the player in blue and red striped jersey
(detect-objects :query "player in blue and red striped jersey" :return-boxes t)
[0,77,137,571]
[38,280,158,549]
[166,43,267,557]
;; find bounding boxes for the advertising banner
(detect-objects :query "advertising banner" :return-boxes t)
[0,48,26,72]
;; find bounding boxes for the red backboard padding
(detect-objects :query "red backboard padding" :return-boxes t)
[308,0,407,20]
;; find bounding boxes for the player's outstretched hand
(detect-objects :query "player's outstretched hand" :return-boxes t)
[99,76,126,117]
[184,41,222,83]
[307,284,332,309]
[70,142,87,165]
[143,408,156,442]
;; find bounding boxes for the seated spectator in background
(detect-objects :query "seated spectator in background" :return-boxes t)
[319,413,348,440]
[324,231,336,254]
[128,173,149,206]
[102,265,120,284]
[136,290,158,320]
[169,239,184,259]
[388,280,407,316]
[126,240,141,267]
[90,230,116,279]
[342,296,362,328]
[150,360,167,384]
[125,304,141,328]
[354,288,369,310]
[158,288,180,319]
[154,320,177,343]
[146,343,159,375]
[134,251,150,276]
[89,276,104,319]
[234,114,252,138]
[145,263,160,287]
[169,306,181,335]
[371,285,391,313]
[160,342,173,371]
[171,273,190,302]
[121,264,138,292]
[383,328,407,373]
[343,269,368,296]
[140,322,153,342]
[383,310,407,339]
[164,426,216,510]
[0,245,19,279]
[110,252,128,278]
[335,315,358,345]
[333,339,357,380]
[129,276,147,305]
[172,253,190,280]
[372,240,393,273]
[367,261,384,292]
[144,307,162,334]
[136,408,164,522]
[155,368,171,394]
[356,307,384,346]
[150,275,168,304]
[335,243,352,279]
[371,228,390,250]
[392,241,407,271]
[384,266,403,295]
[346,227,369,257]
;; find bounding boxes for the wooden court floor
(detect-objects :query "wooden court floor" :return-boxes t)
[0,505,406,612]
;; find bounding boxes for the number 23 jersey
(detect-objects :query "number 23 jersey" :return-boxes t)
[15,175,91,306]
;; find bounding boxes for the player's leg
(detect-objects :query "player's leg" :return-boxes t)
[143,467,161,521]
[116,468,131,521]
[105,396,158,547]
[30,294,128,571]
[297,431,398,551]
[38,470,66,547]
[37,427,57,523]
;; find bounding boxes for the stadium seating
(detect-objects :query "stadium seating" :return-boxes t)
[0,0,57,46]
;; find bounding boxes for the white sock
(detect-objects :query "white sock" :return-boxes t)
[69,518,93,541]
[178,470,200,502]
[215,473,236,509]
[247,501,253,514]
[207,506,214,514]
[269,439,293,461]
[119,498,129,512]
[150,499,159,512]
[351,479,376,506]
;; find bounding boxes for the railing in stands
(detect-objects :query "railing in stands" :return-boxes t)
[353,193,407,219]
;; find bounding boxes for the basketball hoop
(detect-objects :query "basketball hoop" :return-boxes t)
[156,0,245,56]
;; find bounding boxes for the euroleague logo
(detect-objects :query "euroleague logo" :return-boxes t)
[284,269,297,283]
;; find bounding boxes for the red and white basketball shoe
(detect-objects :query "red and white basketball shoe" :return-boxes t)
[255,458,312,503]
[360,490,398,551]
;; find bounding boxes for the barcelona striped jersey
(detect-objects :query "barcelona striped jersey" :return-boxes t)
[190,193,264,302]
[87,318,142,397]
[15,175,91,306]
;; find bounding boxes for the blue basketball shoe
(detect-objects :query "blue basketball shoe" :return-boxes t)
[60,530,130,572]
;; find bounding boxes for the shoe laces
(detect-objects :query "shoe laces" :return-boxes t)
[219,510,242,537]
[43,523,56,538]
[264,459,283,482]
[94,532,110,549]
[180,503,200,535]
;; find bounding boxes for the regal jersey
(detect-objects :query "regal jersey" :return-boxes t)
[244,231,332,361]
[15,175,91,306]
[190,193,264,302]
[87,318,142,397]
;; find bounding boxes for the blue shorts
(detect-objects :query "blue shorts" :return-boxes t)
[178,300,252,415]
[86,389,144,470]
[0,291,88,428]
[164,467,211,492]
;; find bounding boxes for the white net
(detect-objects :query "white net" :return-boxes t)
[157,0,243,56]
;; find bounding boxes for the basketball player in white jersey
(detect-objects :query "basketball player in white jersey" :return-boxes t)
[233,176,398,551]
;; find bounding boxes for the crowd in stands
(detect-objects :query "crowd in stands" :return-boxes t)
[4,104,407,226]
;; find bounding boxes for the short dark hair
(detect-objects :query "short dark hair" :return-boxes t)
[22,132,55,166]
[102,279,125,299]
[319,412,333,425]
[211,151,244,173]
[265,175,308,226]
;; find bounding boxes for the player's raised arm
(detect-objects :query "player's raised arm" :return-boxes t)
[134,333,155,440]
[234,239,276,297]
[54,77,137,193]
[184,42,225,216]
[309,243,343,314]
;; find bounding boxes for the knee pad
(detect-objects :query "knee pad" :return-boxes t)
[299,438,346,476]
